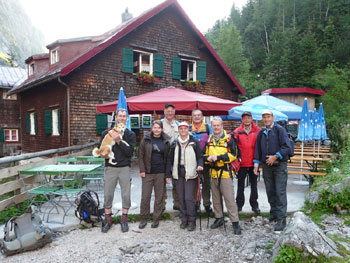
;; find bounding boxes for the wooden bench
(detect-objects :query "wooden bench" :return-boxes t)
[288,170,327,177]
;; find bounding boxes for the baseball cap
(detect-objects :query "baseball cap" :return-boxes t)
[241,111,252,118]
[262,109,273,116]
[178,121,189,128]
[164,103,175,109]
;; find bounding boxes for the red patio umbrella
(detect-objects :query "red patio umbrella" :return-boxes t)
[96,87,241,116]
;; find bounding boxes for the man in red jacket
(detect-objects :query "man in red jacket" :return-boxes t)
[234,111,261,214]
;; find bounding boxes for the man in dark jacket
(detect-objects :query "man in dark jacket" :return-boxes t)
[253,110,292,232]
[234,111,261,214]
[100,109,136,233]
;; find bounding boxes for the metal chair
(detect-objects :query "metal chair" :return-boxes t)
[81,158,105,191]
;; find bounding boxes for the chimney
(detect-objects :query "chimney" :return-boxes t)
[122,8,133,23]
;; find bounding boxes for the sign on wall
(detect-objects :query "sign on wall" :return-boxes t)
[142,114,152,128]
[130,114,140,129]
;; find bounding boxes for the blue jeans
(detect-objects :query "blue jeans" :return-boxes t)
[262,162,288,221]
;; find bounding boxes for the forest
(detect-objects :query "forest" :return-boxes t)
[205,0,350,150]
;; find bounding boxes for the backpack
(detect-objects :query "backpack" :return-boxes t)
[75,191,104,225]
[276,124,295,158]
[206,132,241,176]
[0,210,52,256]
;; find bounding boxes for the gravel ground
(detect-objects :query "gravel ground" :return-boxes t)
[0,216,281,263]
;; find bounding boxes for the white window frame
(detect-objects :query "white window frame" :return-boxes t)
[52,109,60,136]
[50,48,59,64]
[4,129,19,142]
[30,112,36,135]
[133,50,153,74]
[181,59,196,81]
[28,62,35,75]
[2,91,17,100]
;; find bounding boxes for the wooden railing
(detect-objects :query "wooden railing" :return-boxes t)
[0,143,97,212]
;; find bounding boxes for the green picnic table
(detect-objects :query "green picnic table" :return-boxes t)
[20,164,102,176]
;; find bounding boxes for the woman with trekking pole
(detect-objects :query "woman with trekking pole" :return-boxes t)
[166,121,203,231]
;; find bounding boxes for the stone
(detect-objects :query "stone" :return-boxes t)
[272,212,341,260]
[306,191,320,205]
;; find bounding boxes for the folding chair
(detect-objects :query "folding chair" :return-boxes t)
[81,158,105,191]
[20,173,64,223]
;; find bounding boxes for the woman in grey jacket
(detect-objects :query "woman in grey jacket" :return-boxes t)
[138,120,170,229]
[166,121,203,231]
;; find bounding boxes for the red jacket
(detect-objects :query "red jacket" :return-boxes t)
[234,122,261,167]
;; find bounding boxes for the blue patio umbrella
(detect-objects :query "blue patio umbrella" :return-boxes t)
[318,103,328,140]
[228,104,288,121]
[297,98,312,142]
[312,110,321,140]
[295,98,312,184]
[243,94,303,120]
[116,87,131,130]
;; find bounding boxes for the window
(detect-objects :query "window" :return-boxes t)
[2,91,17,100]
[44,109,61,135]
[133,50,153,74]
[52,109,60,135]
[172,58,207,82]
[50,48,59,64]
[4,129,19,142]
[28,63,35,75]
[181,59,196,81]
[30,112,36,135]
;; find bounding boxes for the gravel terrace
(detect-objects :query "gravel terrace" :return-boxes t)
[0,216,280,263]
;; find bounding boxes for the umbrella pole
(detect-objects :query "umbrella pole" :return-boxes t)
[313,140,315,154]
[317,140,321,158]
[300,142,304,181]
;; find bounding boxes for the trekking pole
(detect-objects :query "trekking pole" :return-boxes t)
[217,171,227,234]
[196,173,202,231]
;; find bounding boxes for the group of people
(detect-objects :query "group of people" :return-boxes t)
[98,103,293,234]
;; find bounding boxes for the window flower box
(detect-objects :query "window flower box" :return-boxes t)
[183,80,200,91]
[136,72,159,85]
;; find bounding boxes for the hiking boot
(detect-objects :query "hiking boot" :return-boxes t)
[210,218,224,229]
[232,222,242,235]
[187,221,196,231]
[151,222,159,228]
[173,205,180,211]
[205,205,213,214]
[180,221,187,229]
[268,214,277,223]
[138,221,147,229]
[274,219,286,232]
[252,207,261,214]
[101,219,112,233]
[120,215,129,233]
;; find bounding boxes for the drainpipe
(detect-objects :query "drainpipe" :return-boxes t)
[58,76,70,147]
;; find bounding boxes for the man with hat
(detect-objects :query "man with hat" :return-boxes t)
[253,109,292,231]
[234,111,261,214]
[161,103,180,211]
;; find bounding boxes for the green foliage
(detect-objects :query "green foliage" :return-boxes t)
[0,0,45,67]
[274,246,302,263]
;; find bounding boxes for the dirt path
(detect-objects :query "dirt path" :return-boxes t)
[1,216,280,263]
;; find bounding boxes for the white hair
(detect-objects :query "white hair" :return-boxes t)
[211,116,223,125]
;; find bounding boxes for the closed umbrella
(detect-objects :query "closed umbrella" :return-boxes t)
[228,104,288,121]
[295,98,311,185]
[116,87,131,130]
[318,103,328,155]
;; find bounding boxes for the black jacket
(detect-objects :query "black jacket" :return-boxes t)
[254,124,292,163]
[138,132,171,174]
[99,128,136,167]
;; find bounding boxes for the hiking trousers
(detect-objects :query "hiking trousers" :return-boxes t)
[104,166,131,210]
[175,166,196,222]
[140,173,164,223]
[262,162,288,221]
[211,177,239,222]
[236,167,259,209]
